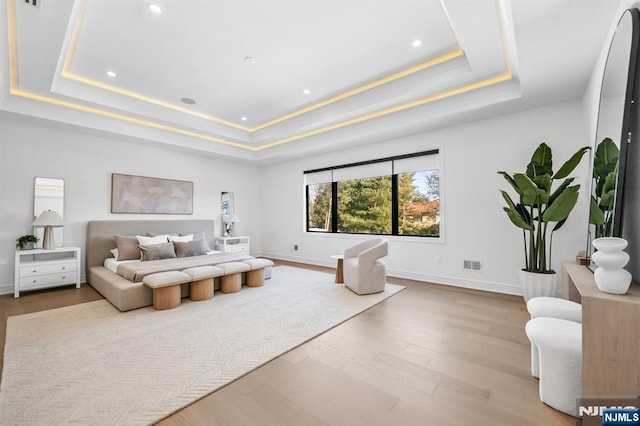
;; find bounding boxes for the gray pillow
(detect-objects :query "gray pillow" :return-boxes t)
[114,234,141,261]
[180,232,211,251]
[174,240,206,258]
[138,242,177,261]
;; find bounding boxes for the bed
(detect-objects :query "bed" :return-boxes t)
[86,220,266,311]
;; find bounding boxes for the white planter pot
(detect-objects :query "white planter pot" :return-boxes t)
[518,270,557,302]
[592,237,632,295]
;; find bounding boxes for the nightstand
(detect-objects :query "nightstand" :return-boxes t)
[214,236,250,253]
[14,246,81,298]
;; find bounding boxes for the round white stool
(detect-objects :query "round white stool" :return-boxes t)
[526,297,581,378]
[527,297,582,322]
[525,317,582,417]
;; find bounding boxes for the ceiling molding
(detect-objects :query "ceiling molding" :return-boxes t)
[61,1,468,133]
[4,0,516,155]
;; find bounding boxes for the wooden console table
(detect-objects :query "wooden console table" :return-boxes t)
[561,260,640,400]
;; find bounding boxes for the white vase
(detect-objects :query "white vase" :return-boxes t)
[592,237,632,295]
[518,270,557,302]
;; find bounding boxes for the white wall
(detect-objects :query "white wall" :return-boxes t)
[0,99,594,297]
[0,117,263,294]
[259,100,591,295]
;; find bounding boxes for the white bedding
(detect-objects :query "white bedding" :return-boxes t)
[104,258,140,273]
[103,250,222,273]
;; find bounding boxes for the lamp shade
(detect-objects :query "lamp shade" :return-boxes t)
[224,213,240,224]
[32,210,64,227]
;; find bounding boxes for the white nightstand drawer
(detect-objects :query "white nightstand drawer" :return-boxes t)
[20,271,77,290]
[20,261,77,277]
[215,236,250,253]
[226,245,248,253]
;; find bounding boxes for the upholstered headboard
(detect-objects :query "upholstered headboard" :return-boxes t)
[86,220,216,271]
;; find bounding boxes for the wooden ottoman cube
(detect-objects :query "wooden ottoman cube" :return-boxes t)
[142,271,191,310]
[243,258,274,287]
[183,265,224,301]
[218,262,250,293]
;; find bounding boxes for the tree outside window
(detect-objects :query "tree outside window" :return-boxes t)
[337,176,392,234]
[398,170,439,236]
[307,183,332,232]
[306,171,439,237]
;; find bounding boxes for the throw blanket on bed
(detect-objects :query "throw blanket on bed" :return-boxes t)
[117,252,254,282]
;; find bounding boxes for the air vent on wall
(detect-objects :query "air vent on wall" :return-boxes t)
[463,260,482,272]
[24,0,41,8]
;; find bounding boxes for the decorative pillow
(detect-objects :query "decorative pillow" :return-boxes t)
[138,242,177,261]
[114,235,141,261]
[180,232,212,251]
[146,232,178,237]
[110,248,119,258]
[136,234,168,246]
[168,234,193,243]
[174,240,206,258]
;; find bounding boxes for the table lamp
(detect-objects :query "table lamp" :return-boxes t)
[32,209,64,249]
[223,213,240,237]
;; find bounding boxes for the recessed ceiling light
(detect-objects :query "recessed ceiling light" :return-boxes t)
[412,39,422,47]
[106,70,117,78]
[146,2,162,14]
[241,116,248,121]
[180,97,196,105]
[303,89,311,94]
[244,57,256,65]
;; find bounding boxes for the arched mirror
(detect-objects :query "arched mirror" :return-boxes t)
[588,8,639,267]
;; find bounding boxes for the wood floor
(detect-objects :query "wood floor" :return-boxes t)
[0,261,576,425]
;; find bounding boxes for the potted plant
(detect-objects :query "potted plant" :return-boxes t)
[589,137,619,238]
[498,142,589,301]
[16,234,39,250]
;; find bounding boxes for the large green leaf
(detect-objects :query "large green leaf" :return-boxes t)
[500,190,533,230]
[600,190,615,210]
[593,138,619,179]
[542,185,580,222]
[549,178,575,205]
[503,207,533,230]
[600,171,617,209]
[527,162,549,183]
[514,174,543,206]
[552,217,568,232]
[516,202,531,224]
[533,174,552,193]
[553,146,590,179]
[497,171,522,195]
[529,143,553,177]
[590,196,605,225]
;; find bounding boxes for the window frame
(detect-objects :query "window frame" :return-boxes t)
[304,150,441,238]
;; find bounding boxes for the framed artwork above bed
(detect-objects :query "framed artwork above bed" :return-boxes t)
[111,173,193,214]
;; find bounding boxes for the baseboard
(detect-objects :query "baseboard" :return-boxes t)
[0,273,87,296]
[385,267,521,296]
[263,252,522,296]
[263,253,337,269]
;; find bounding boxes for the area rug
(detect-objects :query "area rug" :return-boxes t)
[0,266,404,425]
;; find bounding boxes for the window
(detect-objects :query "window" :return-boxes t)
[305,150,440,237]
[338,176,392,234]
[307,182,333,232]
[397,170,439,236]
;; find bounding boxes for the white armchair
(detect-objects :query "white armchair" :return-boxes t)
[343,238,388,295]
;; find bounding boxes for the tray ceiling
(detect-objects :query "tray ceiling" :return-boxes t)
[0,0,621,162]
